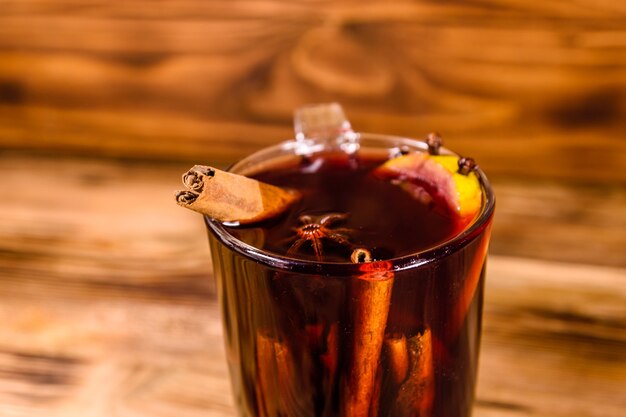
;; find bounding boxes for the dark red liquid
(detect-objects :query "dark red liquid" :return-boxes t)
[228,152,461,262]
[208,150,492,417]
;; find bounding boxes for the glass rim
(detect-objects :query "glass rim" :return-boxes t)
[205,133,495,275]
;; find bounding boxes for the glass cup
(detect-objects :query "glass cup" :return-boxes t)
[205,104,495,417]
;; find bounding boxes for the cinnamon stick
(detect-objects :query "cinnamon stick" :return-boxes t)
[256,332,314,417]
[344,250,394,417]
[385,333,409,385]
[369,365,383,417]
[255,332,279,417]
[175,165,300,224]
[307,322,338,416]
[274,340,315,417]
[391,328,435,417]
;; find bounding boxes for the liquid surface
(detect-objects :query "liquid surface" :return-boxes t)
[227,151,462,262]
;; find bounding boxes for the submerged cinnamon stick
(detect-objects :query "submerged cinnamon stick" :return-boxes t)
[274,340,315,417]
[344,250,394,417]
[255,332,278,417]
[305,322,338,416]
[255,332,314,417]
[391,328,435,417]
[175,165,300,224]
[369,366,383,417]
[385,333,409,385]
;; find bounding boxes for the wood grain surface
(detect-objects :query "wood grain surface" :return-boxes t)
[1,0,625,182]
[0,155,624,416]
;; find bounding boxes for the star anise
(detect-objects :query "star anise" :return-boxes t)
[285,213,352,259]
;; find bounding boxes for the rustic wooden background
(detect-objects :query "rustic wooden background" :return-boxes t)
[0,1,625,416]
[1,0,625,181]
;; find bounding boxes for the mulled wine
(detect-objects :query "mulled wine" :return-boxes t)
[207,145,493,417]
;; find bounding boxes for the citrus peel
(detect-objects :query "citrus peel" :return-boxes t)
[373,153,482,226]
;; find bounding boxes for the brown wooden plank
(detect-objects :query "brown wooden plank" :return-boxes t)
[0,1,625,182]
[0,103,624,183]
[0,156,215,302]
[477,256,626,417]
[490,180,626,267]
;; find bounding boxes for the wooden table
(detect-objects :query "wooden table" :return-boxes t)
[0,154,624,417]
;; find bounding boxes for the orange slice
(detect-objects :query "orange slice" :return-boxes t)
[373,153,482,227]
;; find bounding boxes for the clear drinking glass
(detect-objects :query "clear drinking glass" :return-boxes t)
[205,104,494,417]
